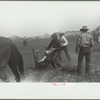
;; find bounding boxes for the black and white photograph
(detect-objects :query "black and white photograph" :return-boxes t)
[0,1,100,83]
[1,1,100,99]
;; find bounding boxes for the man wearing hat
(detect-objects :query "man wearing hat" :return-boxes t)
[59,32,71,61]
[76,26,94,74]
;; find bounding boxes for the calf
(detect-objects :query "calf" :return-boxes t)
[32,48,56,69]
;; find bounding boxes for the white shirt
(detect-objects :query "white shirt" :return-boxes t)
[60,36,68,46]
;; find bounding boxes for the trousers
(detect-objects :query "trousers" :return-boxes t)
[51,49,63,69]
[59,46,71,61]
[77,47,91,74]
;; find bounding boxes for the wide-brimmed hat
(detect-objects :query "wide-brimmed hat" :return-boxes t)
[80,26,89,32]
[51,33,58,38]
[59,32,64,35]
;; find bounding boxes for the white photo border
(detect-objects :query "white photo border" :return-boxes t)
[0,1,100,99]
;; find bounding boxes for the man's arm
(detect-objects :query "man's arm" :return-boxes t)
[61,36,68,46]
[76,35,81,53]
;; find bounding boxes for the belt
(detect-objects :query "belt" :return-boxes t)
[80,46,90,49]
[81,44,90,47]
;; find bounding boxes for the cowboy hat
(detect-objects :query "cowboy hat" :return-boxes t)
[59,32,64,35]
[80,26,90,32]
[51,33,58,38]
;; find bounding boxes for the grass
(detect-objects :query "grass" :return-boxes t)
[4,36,100,82]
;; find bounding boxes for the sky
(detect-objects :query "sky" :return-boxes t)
[0,1,100,37]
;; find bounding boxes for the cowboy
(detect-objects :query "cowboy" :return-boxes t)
[76,26,94,74]
[47,33,63,69]
[59,32,71,61]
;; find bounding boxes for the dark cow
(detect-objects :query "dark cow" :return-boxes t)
[0,37,24,82]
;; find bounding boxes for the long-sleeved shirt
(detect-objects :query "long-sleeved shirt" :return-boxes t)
[76,32,94,49]
[60,36,68,46]
[47,37,61,50]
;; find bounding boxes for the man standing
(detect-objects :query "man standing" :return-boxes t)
[59,32,71,61]
[76,26,94,74]
[47,33,63,69]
